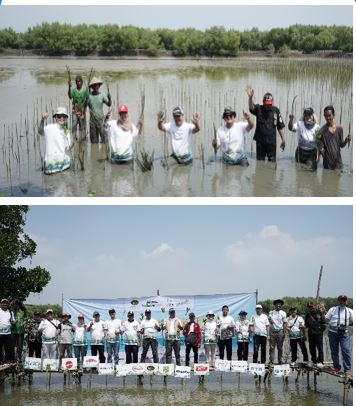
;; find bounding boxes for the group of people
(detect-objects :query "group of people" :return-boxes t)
[0,296,352,377]
[39,76,351,174]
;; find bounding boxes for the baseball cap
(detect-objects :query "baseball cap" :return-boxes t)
[239,310,248,315]
[263,93,274,105]
[145,309,151,313]
[33,311,41,316]
[207,310,214,316]
[189,312,195,318]
[303,107,314,116]
[93,311,100,317]
[338,295,348,301]
[172,106,183,116]
[169,307,175,313]
[46,308,53,314]
[78,314,84,319]
[118,105,129,114]
[255,304,263,309]
[108,308,116,314]
[128,311,134,316]
[1,298,9,304]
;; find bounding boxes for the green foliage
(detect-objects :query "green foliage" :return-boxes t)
[279,44,291,58]
[0,206,51,302]
[259,296,353,316]
[0,23,352,56]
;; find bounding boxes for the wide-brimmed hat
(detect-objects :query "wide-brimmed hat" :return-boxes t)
[206,310,215,316]
[53,107,68,118]
[89,77,103,87]
[222,106,236,118]
[273,299,284,306]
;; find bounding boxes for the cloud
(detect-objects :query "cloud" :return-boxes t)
[141,242,186,260]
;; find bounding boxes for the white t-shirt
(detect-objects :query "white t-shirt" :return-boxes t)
[0,309,13,335]
[43,123,71,173]
[140,318,159,339]
[89,320,106,345]
[325,306,353,333]
[250,313,269,337]
[287,315,305,339]
[121,320,140,345]
[73,324,87,345]
[105,318,121,343]
[163,122,195,157]
[292,121,320,150]
[216,122,249,159]
[219,314,235,340]
[58,322,74,344]
[107,120,139,159]
[39,319,59,344]
[235,319,250,341]
[203,320,218,343]
[268,310,287,332]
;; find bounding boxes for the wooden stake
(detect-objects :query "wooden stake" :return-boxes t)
[316,265,323,304]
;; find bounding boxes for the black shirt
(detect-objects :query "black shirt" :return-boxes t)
[305,310,326,335]
[250,104,285,145]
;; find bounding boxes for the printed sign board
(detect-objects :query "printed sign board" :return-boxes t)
[24,357,42,371]
[62,358,77,370]
[98,363,115,375]
[193,363,210,376]
[249,363,265,376]
[116,364,128,377]
[157,364,175,376]
[174,366,191,379]
[274,364,291,377]
[42,359,59,371]
[141,363,158,375]
[83,355,99,368]
[215,359,231,372]
[125,363,145,376]
[230,360,248,373]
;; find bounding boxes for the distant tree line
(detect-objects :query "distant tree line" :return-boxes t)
[0,23,352,56]
[259,296,353,316]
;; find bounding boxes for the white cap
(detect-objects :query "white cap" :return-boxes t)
[255,304,263,309]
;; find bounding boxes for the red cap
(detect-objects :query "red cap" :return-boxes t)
[78,314,84,319]
[263,93,274,105]
[118,105,128,113]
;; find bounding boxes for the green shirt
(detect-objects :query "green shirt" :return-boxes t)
[11,310,27,334]
[89,93,110,121]
[71,86,88,113]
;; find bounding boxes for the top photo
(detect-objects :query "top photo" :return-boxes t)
[0,4,352,197]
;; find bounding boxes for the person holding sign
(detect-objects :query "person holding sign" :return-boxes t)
[73,314,87,368]
[0,298,16,364]
[235,310,250,361]
[38,309,59,360]
[183,312,201,367]
[105,309,121,365]
[287,308,308,366]
[87,311,106,363]
[268,299,287,365]
[140,309,161,363]
[162,308,184,365]
[218,305,235,361]
[203,310,218,369]
[121,311,141,364]
[250,304,270,365]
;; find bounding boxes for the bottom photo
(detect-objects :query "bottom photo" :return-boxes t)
[0,205,353,405]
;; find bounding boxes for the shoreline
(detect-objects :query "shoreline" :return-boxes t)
[0,49,352,60]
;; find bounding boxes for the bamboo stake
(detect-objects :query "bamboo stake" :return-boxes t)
[316,265,323,305]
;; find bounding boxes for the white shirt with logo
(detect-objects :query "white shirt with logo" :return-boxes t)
[105,318,121,343]
[121,320,140,345]
[0,309,13,335]
[219,315,235,340]
[203,319,218,344]
[292,121,320,150]
[140,318,159,339]
[235,319,250,342]
[39,319,59,344]
[73,324,87,346]
[107,120,139,159]
[287,315,305,339]
[217,122,249,159]
[89,320,106,345]
[250,313,269,337]
[268,310,287,332]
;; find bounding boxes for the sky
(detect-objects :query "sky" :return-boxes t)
[0,5,352,32]
[23,205,352,305]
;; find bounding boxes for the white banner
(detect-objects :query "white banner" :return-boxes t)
[248,363,265,376]
[231,360,248,373]
[174,366,191,379]
[24,357,42,371]
[193,364,210,376]
[157,364,175,376]
[83,355,99,368]
[62,358,77,371]
[42,359,59,371]
[116,364,128,377]
[274,364,291,377]
[98,363,115,375]
[215,359,231,372]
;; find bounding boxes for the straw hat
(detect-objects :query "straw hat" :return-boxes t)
[53,107,68,118]
[89,77,103,87]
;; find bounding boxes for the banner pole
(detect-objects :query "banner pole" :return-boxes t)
[61,292,64,313]
[255,289,258,304]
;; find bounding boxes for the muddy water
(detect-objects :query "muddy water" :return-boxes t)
[0,371,351,405]
[0,57,352,197]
